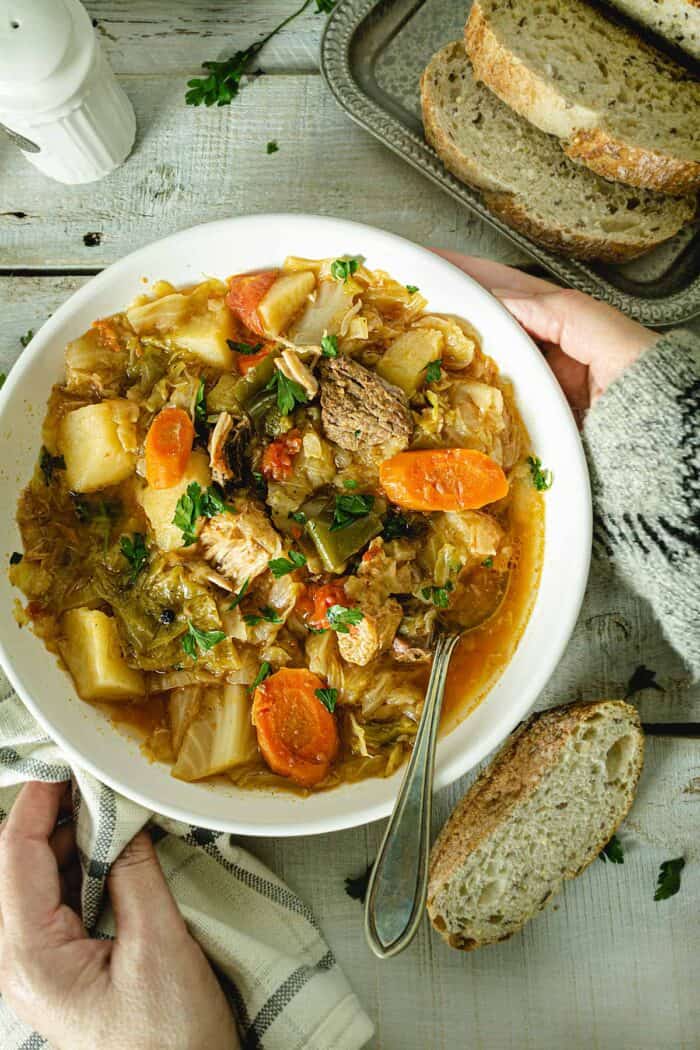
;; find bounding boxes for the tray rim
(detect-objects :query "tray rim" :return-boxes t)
[321,0,700,326]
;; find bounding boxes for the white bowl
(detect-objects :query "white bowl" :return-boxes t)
[0,215,591,836]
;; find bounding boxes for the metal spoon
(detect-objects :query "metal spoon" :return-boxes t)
[364,568,509,959]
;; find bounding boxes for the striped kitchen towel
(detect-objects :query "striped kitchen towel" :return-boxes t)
[0,680,374,1050]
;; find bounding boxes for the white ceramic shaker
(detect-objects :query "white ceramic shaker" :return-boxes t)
[0,0,136,184]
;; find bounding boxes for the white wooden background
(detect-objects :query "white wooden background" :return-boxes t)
[0,4,698,1049]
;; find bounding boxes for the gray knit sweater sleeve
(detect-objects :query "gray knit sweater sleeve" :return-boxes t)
[582,329,699,678]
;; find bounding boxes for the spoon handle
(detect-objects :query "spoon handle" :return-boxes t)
[364,632,460,958]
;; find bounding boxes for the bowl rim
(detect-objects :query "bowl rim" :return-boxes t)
[0,214,592,835]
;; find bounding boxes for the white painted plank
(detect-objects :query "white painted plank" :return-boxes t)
[0,74,529,270]
[245,736,699,1050]
[85,0,326,74]
[1,276,699,723]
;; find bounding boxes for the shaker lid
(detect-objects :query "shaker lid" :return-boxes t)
[0,0,74,86]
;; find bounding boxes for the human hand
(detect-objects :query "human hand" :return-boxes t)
[434,251,658,412]
[0,781,239,1050]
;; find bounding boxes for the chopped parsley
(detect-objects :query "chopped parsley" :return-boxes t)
[228,577,250,610]
[330,493,374,532]
[654,857,685,901]
[306,624,327,635]
[120,532,148,584]
[0,373,5,390]
[181,621,226,661]
[330,257,359,283]
[269,550,307,577]
[625,664,663,699]
[172,482,228,546]
[315,687,338,713]
[424,359,442,384]
[345,861,374,903]
[481,556,494,569]
[265,369,308,415]
[326,604,364,634]
[250,660,272,692]
[244,606,282,626]
[599,834,624,864]
[527,455,553,491]
[406,285,419,294]
[39,448,65,485]
[227,338,263,355]
[343,479,358,489]
[186,1,334,107]
[321,334,339,358]
[20,329,34,348]
[252,470,266,496]
[289,509,307,525]
[266,140,279,154]
[421,580,454,608]
[194,377,207,426]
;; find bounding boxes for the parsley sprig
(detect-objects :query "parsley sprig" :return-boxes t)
[182,621,226,661]
[527,455,553,491]
[244,606,283,626]
[424,359,442,384]
[185,1,335,107]
[321,334,338,358]
[599,834,624,864]
[0,373,5,390]
[315,687,338,713]
[326,605,364,634]
[120,533,148,584]
[20,329,34,348]
[194,378,207,427]
[330,493,374,532]
[654,857,685,901]
[331,257,360,283]
[172,482,228,546]
[266,140,279,155]
[265,369,309,416]
[269,550,307,578]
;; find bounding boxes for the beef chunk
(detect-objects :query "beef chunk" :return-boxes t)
[319,356,413,452]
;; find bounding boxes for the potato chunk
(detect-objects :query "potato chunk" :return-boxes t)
[60,400,138,493]
[377,328,444,396]
[140,449,211,552]
[127,286,235,369]
[257,270,315,336]
[172,685,257,781]
[60,609,145,701]
[171,299,236,369]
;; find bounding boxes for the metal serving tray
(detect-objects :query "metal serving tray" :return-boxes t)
[321,0,700,325]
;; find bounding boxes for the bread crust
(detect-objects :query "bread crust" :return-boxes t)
[419,59,693,262]
[427,700,644,951]
[466,0,700,194]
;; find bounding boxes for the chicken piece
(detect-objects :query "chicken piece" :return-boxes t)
[276,349,319,400]
[199,500,282,589]
[336,595,403,667]
[319,356,412,452]
[349,537,420,599]
[207,412,251,488]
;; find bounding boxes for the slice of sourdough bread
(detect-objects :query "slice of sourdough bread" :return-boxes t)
[420,43,695,262]
[428,700,644,951]
[602,0,700,60]
[465,0,700,194]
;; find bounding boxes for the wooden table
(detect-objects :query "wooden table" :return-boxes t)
[1,4,698,1048]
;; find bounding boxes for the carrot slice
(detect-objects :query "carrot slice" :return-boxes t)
[379,448,508,512]
[144,407,195,490]
[252,668,339,788]
[226,270,278,336]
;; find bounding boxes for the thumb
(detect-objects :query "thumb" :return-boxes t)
[107,831,186,940]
